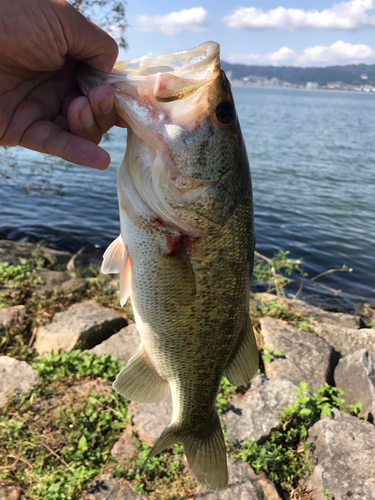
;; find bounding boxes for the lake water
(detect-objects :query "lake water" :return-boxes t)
[1,87,374,312]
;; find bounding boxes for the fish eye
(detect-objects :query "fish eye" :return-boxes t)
[215,102,235,125]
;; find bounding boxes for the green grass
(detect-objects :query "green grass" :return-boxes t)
[0,350,129,500]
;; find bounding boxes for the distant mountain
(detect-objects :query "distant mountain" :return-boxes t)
[221,61,375,86]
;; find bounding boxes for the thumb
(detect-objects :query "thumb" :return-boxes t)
[58,0,119,72]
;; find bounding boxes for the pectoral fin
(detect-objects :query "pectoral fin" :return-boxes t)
[224,315,259,386]
[101,235,125,274]
[113,344,169,403]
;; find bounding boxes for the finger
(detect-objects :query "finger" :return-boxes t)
[54,114,69,131]
[67,96,102,144]
[60,2,118,72]
[61,89,82,117]
[87,84,118,134]
[20,120,110,169]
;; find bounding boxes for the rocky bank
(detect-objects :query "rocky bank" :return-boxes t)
[1,239,375,500]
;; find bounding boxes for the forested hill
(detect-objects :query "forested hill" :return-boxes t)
[221,61,375,86]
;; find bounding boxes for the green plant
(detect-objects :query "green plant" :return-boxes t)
[323,490,334,499]
[33,349,125,383]
[261,346,284,362]
[239,381,362,495]
[0,349,131,499]
[216,377,237,413]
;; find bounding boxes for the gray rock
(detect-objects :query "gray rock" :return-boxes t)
[260,317,339,388]
[34,300,127,354]
[302,409,375,499]
[0,357,39,406]
[222,374,298,444]
[89,324,140,362]
[0,305,26,328]
[355,302,375,327]
[60,277,87,293]
[128,396,172,446]
[335,349,375,421]
[316,323,375,356]
[0,239,71,267]
[79,473,141,500]
[111,432,138,463]
[290,298,361,329]
[254,293,361,329]
[194,460,279,499]
[34,269,76,293]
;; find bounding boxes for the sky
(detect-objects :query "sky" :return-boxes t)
[118,0,375,66]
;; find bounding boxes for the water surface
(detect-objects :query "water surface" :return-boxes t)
[1,87,374,311]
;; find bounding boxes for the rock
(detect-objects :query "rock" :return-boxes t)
[60,277,87,293]
[194,460,281,499]
[315,323,375,357]
[128,396,172,446]
[67,245,104,276]
[0,357,39,407]
[0,239,71,267]
[302,409,375,499]
[222,374,298,444]
[34,300,127,354]
[355,302,375,327]
[260,317,339,388]
[0,305,26,328]
[0,483,23,500]
[89,324,140,362]
[79,473,141,500]
[334,349,375,421]
[111,432,138,463]
[34,269,76,293]
[257,474,283,500]
[254,293,361,329]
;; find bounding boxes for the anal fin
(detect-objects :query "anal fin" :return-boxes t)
[113,344,169,403]
[224,315,259,386]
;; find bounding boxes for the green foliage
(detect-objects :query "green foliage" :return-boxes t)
[0,349,129,499]
[239,381,362,495]
[216,377,237,413]
[33,350,124,383]
[256,299,317,334]
[253,250,304,296]
[0,262,36,288]
[323,490,334,499]
[261,346,284,363]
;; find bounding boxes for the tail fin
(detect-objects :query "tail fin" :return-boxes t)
[147,414,228,490]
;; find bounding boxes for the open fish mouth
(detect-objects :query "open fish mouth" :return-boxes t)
[77,42,237,236]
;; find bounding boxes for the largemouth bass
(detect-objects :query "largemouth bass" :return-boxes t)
[78,41,258,489]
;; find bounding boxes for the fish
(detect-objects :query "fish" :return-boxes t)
[77,41,258,490]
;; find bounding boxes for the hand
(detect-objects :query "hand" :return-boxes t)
[0,0,126,169]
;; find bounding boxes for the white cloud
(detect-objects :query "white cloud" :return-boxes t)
[224,0,375,30]
[226,41,375,66]
[137,7,208,35]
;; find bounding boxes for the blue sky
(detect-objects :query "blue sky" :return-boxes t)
[117,0,375,66]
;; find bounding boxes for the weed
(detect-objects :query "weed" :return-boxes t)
[239,381,362,496]
[0,351,129,500]
[216,377,237,414]
[261,346,284,363]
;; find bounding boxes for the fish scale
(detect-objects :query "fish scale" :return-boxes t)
[78,41,259,490]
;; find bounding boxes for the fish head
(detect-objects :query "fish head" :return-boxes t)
[77,42,249,236]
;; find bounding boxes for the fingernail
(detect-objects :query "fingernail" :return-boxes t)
[80,105,95,128]
[98,92,114,115]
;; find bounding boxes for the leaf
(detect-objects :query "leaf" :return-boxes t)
[321,404,332,417]
[78,434,88,453]
[299,381,308,392]
[299,408,312,416]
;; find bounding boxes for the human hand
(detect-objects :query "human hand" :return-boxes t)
[0,0,126,169]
